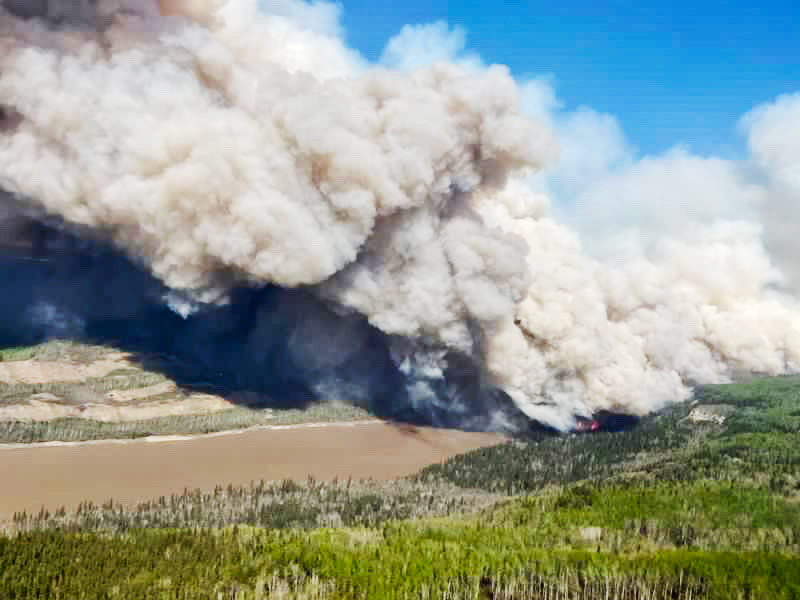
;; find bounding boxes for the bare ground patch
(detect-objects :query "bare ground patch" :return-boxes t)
[0,356,132,385]
[0,393,235,422]
[0,342,243,422]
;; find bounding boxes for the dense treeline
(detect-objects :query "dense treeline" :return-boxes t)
[486,480,799,553]
[0,402,372,444]
[11,478,799,554]
[417,402,694,494]
[695,376,800,436]
[2,377,799,598]
[2,526,798,599]
[11,478,498,533]
[419,381,800,496]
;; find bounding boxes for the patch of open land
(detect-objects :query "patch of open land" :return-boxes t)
[0,341,374,443]
[0,421,505,519]
[0,341,242,421]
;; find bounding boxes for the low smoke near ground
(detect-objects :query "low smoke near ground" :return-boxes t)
[0,0,798,431]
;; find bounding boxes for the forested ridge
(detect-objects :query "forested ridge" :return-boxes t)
[2,377,799,598]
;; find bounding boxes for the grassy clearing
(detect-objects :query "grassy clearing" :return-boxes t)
[0,340,375,442]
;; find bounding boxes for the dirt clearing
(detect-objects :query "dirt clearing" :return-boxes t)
[0,422,505,519]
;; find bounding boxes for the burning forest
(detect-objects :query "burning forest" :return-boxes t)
[1,0,800,433]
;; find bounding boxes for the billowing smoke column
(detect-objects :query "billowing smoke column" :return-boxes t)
[1,0,799,431]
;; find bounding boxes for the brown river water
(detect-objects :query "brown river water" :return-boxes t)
[0,422,505,519]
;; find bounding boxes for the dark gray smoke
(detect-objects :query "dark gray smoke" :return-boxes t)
[0,0,158,29]
[0,202,528,431]
[3,0,93,23]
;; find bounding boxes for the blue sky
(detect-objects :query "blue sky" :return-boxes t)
[341,0,798,158]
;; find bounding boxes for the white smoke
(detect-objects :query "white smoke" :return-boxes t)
[1,0,799,431]
[741,92,800,292]
[26,300,86,338]
[380,21,482,72]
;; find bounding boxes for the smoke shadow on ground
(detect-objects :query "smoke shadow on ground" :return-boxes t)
[0,214,537,432]
[595,412,641,432]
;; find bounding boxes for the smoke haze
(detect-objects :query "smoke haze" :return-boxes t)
[1,0,799,431]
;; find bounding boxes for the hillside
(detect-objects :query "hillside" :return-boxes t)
[419,375,800,496]
[2,376,799,598]
[0,340,372,443]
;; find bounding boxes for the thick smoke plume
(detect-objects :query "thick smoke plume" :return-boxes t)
[1,0,799,431]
